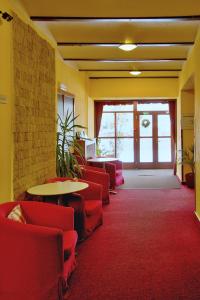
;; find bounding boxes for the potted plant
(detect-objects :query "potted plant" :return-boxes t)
[56,111,86,178]
[182,145,195,188]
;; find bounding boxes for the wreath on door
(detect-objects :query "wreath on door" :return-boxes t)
[141,119,150,128]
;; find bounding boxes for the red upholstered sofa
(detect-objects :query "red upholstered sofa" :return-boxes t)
[0,201,77,300]
[46,177,103,239]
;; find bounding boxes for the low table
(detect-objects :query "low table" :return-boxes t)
[27,181,88,205]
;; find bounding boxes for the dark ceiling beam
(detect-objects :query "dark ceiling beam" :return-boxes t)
[79,68,182,71]
[58,42,194,46]
[30,15,200,22]
[63,58,186,62]
[89,76,179,79]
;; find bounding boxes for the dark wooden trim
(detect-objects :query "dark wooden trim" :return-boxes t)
[89,76,179,79]
[30,15,200,22]
[64,58,186,62]
[181,129,184,182]
[153,113,158,163]
[58,42,194,46]
[79,68,182,72]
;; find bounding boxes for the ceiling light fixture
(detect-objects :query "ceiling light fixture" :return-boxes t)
[119,44,137,51]
[129,71,142,76]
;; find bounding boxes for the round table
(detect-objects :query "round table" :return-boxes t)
[87,157,118,164]
[27,181,88,204]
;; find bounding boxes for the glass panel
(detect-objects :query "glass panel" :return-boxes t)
[117,138,134,162]
[158,138,171,162]
[103,104,134,112]
[158,115,171,136]
[117,113,134,137]
[137,103,169,111]
[99,113,115,137]
[98,138,115,157]
[140,138,153,162]
[58,95,63,119]
[64,96,74,120]
[140,115,152,137]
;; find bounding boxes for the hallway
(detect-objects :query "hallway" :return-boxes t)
[68,187,198,300]
[119,169,180,189]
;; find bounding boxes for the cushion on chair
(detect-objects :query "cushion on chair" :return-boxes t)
[7,204,27,224]
[85,201,101,217]
[63,230,78,261]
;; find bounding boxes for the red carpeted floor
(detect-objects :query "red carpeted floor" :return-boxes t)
[68,187,200,300]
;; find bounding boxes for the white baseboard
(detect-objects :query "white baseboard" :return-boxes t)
[195,211,200,222]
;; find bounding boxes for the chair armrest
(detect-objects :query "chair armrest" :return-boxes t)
[0,217,63,291]
[77,179,103,202]
[21,201,74,231]
[114,160,123,170]
[81,169,110,191]
[105,162,116,189]
[105,162,116,176]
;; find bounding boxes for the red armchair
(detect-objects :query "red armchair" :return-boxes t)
[87,159,125,190]
[46,177,103,240]
[105,160,124,190]
[80,165,110,204]
[0,201,77,300]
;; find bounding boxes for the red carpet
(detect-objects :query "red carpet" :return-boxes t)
[68,187,200,300]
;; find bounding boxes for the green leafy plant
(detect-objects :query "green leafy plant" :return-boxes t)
[56,111,86,178]
[181,144,195,173]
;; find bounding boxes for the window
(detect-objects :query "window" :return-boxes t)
[96,100,175,167]
[58,94,74,122]
[98,104,134,162]
[57,94,74,134]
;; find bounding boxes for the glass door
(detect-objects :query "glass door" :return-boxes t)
[97,101,174,169]
[139,114,154,164]
[136,111,173,168]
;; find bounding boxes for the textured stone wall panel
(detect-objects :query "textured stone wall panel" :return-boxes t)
[13,14,56,199]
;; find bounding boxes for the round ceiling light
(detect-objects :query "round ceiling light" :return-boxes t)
[118,44,137,51]
[129,71,142,76]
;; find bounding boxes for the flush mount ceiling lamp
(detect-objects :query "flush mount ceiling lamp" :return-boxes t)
[129,71,142,76]
[118,44,137,51]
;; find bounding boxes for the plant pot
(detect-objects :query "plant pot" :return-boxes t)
[185,172,195,189]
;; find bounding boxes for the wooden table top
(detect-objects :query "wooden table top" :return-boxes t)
[27,181,88,196]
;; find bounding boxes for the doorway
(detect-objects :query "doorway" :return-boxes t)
[96,100,175,169]
[136,111,173,168]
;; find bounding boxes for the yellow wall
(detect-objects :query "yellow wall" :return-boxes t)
[56,56,89,128]
[90,78,179,99]
[178,27,200,216]
[181,90,194,179]
[0,0,89,201]
[0,0,13,201]
[88,77,179,137]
